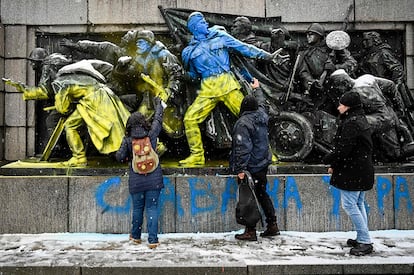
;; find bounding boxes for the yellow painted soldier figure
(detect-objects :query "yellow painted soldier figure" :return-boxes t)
[52,60,130,166]
[112,30,184,141]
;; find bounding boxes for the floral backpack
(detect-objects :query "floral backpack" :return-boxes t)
[131,137,159,174]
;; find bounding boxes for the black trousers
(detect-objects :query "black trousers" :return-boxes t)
[251,167,277,226]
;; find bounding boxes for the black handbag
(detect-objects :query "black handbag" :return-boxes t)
[235,171,263,227]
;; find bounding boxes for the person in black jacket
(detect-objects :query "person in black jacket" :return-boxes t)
[230,78,280,241]
[323,91,374,256]
[329,69,404,162]
[116,97,165,249]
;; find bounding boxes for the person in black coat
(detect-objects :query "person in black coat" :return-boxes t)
[230,78,280,241]
[323,91,374,256]
[116,97,165,249]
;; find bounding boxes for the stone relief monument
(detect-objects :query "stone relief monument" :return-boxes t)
[2,6,414,167]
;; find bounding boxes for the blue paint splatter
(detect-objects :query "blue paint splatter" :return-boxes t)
[323,176,340,217]
[95,176,131,214]
[267,178,280,209]
[376,176,392,217]
[221,177,238,214]
[283,176,302,211]
[395,176,413,213]
[189,178,218,216]
[323,175,342,230]
[160,177,184,217]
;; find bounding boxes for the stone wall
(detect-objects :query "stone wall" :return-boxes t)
[1,173,413,234]
[0,0,413,160]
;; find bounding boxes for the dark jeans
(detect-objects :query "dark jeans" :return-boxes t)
[251,167,277,226]
[130,189,161,244]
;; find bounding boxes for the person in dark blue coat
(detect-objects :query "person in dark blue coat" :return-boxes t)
[230,78,280,241]
[323,91,374,256]
[116,97,165,249]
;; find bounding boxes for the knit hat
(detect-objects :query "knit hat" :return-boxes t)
[240,94,258,114]
[339,91,362,108]
[363,31,381,41]
[126,112,151,137]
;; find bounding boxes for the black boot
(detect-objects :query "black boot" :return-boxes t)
[235,227,257,241]
[350,243,373,256]
[260,223,280,237]
[346,239,359,247]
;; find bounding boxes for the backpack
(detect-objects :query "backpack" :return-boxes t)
[132,137,159,174]
[235,171,263,227]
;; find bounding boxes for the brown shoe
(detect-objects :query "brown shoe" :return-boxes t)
[260,224,280,237]
[235,227,257,241]
[148,242,160,249]
[129,235,142,244]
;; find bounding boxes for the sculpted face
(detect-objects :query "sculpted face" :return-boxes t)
[271,28,286,47]
[231,21,248,37]
[271,28,285,38]
[136,39,151,54]
[306,32,320,45]
[30,60,42,71]
[194,18,209,36]
[362,37,374,49]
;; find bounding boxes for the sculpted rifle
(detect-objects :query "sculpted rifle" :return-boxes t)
[2,78,26,93]
[40,115,66,161]
[140,73,185,137]
[284,54,301,103]
[140,73,169,103]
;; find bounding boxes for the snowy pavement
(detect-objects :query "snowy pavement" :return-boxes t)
[1,230,414,270]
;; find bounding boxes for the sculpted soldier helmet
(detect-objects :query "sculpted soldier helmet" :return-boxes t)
[136,30,155,44]
[362,31,382,45]
[28,47,48,61]
[231,16,253,37]
[120,30,139,47]
[306,23,325,37]
[271,25,291,40]
[233,16,252,30]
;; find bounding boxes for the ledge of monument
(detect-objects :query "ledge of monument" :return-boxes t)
[0,157,413,176]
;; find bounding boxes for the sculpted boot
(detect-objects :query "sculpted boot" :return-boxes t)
[179,123,205,166]
[62,128,87,167]
[235,227,257,241]
[179,153,205,166]
[63,155,87,167]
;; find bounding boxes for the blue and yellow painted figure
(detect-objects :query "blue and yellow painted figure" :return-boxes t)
[53,64,130,167]
[113,30,183,140]
[180,12,277,166]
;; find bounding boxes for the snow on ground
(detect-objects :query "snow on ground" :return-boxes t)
[0,230,414,267]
